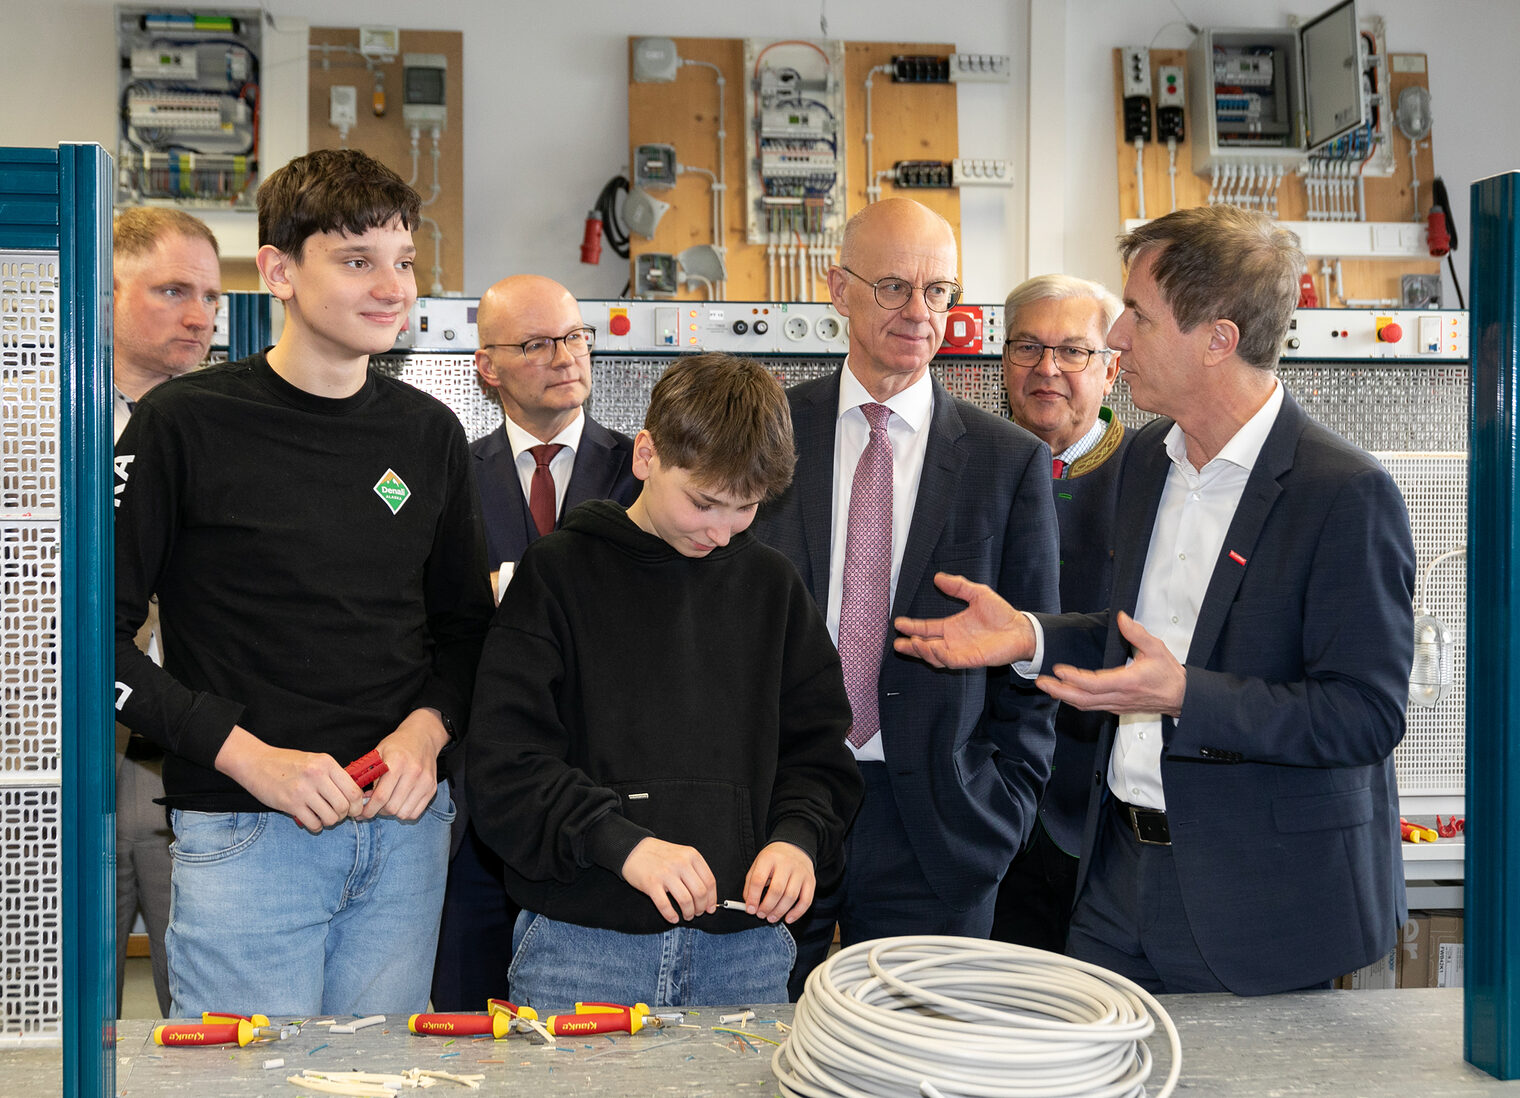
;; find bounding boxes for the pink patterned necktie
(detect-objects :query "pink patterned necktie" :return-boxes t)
[839,402,893,749]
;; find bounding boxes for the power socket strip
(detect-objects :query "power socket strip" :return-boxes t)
[951,158,1013,187]
[949,53,1011,83]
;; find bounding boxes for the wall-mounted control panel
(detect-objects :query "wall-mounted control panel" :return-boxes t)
[393,299,1466,363]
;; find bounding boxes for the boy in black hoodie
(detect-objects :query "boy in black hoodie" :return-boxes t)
[467,353,862,1009]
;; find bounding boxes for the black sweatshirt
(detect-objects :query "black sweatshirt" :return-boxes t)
[113,352,494,811]
[467,500,863,935]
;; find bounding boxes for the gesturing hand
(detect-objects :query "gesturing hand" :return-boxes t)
[1039,612,1186,716]
[893,572,1035,668]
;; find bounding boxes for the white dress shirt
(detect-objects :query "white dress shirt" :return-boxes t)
[1110,380,1284,809]
[501,409,586,525]
[828,363,935,760]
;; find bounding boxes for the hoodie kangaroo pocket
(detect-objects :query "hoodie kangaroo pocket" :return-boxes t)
[611,778,756,898]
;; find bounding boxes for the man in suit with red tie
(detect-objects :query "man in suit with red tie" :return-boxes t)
[752,198,1060,998]
[432,273,636,1009]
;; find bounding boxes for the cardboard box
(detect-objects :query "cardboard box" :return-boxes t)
[1346,946,1399,990]
[1396,915,1428,988]
[1428,914,1463,987]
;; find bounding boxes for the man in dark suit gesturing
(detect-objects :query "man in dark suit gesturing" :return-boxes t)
[753,198,1060,997]
[895,204,1415,995]
[432,273,637,1010]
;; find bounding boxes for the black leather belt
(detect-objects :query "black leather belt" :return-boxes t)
[1113,797,1171,845]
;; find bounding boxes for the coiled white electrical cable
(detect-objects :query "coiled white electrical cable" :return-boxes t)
[772,936,1180,1098]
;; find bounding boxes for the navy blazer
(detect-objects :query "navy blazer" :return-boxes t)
[753,370,1061,910]
[1042,390,1415,994]
[470,414,637,566]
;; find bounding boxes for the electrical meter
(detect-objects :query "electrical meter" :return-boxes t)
[402,53,447,128]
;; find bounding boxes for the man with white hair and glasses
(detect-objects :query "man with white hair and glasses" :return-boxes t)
[992,274,1129,955]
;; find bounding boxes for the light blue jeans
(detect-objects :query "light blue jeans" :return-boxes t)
[165,782,453,1018]
[509,911,795,1013]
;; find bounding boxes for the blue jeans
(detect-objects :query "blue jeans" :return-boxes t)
[508,911,795,1012]
[165,782,453,1017]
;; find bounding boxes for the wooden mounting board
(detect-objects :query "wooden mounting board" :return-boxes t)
[307,28,465,294]
[627,37,963,301]
[1111,47,1440,305]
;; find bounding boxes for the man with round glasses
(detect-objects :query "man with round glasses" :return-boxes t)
[992,274,1129,955]
[433,273,636,1010]
[754,197,1060,997]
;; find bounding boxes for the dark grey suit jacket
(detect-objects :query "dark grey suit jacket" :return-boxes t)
[753,370,1061,910]
[1042,390,1415,994]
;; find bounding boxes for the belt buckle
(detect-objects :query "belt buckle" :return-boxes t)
[1124,803,1171,846]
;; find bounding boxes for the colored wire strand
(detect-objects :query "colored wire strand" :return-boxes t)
[772,936,1180,1098]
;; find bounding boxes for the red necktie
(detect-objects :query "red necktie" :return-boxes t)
[528,443,566,538]
[1051,457,1066,479]
[839,403,893,749]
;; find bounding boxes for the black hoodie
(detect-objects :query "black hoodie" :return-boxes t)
[466,499,862,935]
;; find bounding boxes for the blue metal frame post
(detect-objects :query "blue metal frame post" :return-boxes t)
[226,290,271,361]
[0,142,115,1097]
[1466,169,1520,1078]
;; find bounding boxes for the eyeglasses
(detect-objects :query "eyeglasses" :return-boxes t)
[482,326,597,366]
[1002,341,1112,372]
[839,266,963,313]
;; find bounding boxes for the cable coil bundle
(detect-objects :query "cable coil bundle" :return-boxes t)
[772,936,1180,1098]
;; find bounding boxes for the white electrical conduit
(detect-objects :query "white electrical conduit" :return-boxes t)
[802,228,814,299]
[405,127,422,188]
[773,936,1180,1098]
[1166,138,1178,213]
[683,59,727,297]
[863,64,892,203]
[682,164,721,286]
[768,230,778,301]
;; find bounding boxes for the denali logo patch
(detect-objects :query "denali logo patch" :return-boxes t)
[373,468,411,514]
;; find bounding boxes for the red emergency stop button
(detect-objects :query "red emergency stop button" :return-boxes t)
[609,313,631,336]
[1378,322,1403,343]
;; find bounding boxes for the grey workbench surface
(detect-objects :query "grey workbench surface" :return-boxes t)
[5,988,1520,1096]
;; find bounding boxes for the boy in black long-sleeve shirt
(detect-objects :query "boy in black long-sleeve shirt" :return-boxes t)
[114,149,493,1017]
[468,353,862,1010]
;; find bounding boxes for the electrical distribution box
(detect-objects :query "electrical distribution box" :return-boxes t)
[742,37,847,245]
[115,6,262,209]
[1188,0,1366,174]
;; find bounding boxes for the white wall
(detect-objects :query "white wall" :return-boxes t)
[4,0,1513,305]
